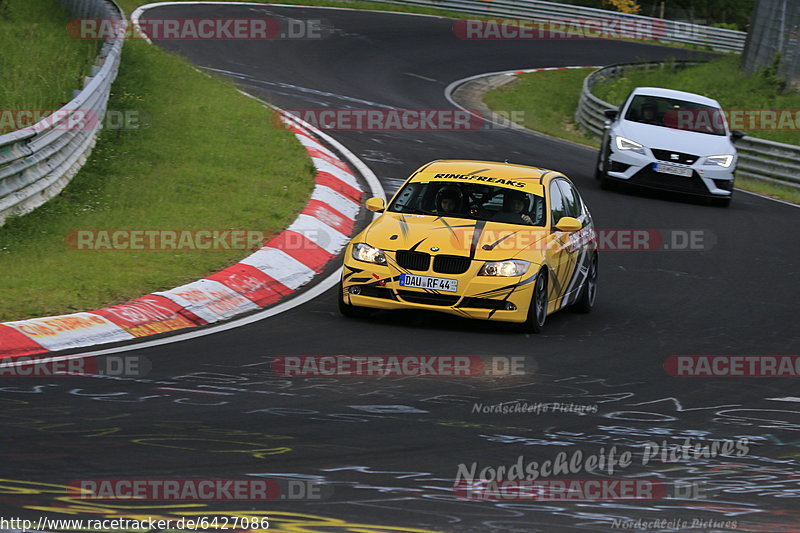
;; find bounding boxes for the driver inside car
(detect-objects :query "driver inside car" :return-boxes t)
[494,190,534,225]
[434,186,463,215]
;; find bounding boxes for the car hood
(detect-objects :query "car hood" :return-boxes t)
[617,121,735,156]
[364,212,549,262]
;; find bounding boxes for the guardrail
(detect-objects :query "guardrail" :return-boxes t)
[0,0,126,226]
[384,0,746,52]
[575,61,800,190]
[735,137,800,189]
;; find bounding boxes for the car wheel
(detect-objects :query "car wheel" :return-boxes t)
[572,253,598,314]
[338,283,372,318]
[521,269,548,333]
[595,143,613,190]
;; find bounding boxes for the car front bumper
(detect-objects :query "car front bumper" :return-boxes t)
[607,149,734,198]
[341,251,538,323]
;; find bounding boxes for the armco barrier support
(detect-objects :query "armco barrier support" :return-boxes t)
[0,0,126,226]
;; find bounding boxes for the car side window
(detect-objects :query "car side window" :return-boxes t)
[549,181,566,226]
[390,182,419,211]
[557,180,580,219]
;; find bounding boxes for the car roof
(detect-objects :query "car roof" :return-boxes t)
[409,160,562,196]
[630,87,721,108]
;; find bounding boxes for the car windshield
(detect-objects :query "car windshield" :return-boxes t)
[624,94,727,136]
[388,180,546,226]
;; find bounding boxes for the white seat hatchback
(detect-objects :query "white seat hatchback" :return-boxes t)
[596,87,744,206]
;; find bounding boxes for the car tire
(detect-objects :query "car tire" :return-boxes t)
[521,269,548,334]
[338,283,372,319]
[595,143,613,190]
[572,253,598,314]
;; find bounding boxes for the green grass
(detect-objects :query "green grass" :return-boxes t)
[115,0,470,21]
[483,60,800,205]
[0,0,99,112]
[734,174,800,205]
[0,37,314,321]
[483,69,600,148]
[592,56,800,145]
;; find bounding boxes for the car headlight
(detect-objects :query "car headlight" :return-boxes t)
[615,136,646,155]
[351,243,387,265]
[479,260,530,277]
[704,154,734,168]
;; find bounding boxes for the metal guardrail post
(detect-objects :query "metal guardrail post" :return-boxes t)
[0,0,126,225]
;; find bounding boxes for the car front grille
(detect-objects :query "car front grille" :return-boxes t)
[651,149,699,165]
[395,251,472,275]
[395,250,430,271]
[433,255,471,275]
[397,290,460,306]
[458,297,509,310]
[629,167,711,195]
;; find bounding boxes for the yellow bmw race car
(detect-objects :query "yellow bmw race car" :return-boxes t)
[339,160,598,332]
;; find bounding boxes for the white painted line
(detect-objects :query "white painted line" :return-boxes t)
[287,214,348,254]
[297,134,337,157]
[155,279,260,323]
[735,188,800,208]
[240,247,317,290]
[133,0,450,21]
[157,387,234,395]
[3,312,135,352]
[311,158,360,188]
[766,397,800,402]
[312,185,360,219]
[443,66,602,151]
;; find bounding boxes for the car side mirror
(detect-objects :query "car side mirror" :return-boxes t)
[730,130,746,142]
[604,109,619,119]
[365,197,386,212]
[555,217,582,232]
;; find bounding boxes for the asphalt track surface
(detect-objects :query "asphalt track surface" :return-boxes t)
[1,5,799,532]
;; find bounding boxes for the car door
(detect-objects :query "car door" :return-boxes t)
[545,179,572,310]
[556,179,590,303]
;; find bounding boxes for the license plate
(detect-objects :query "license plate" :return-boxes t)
[654,163,693,177]
[399,274,458,292]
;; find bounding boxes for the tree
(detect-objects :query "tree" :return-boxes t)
[604,0,642,14]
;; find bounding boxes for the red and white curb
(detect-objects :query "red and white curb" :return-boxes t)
[504,66,603,75]
[0,113,365,359]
